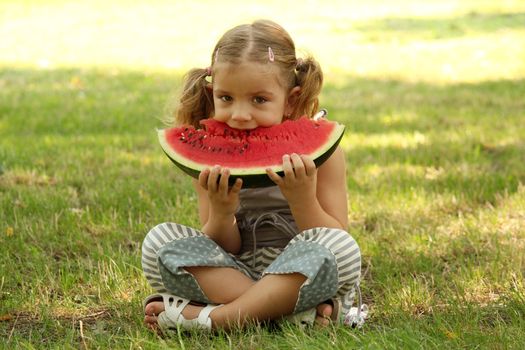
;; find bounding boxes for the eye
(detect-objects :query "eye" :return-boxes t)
[219,95,232,102]
[253,96,267,104]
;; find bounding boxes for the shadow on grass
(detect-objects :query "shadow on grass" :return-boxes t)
[323,77,525,205]
[1,66,524,206]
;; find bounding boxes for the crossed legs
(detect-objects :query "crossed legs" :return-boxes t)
[144,266,334,330]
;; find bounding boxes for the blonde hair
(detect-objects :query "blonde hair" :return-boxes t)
[173,19,323,128]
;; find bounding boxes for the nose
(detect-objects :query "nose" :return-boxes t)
[231,105,252,122]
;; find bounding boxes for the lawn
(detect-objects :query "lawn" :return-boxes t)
[1,0,525,349]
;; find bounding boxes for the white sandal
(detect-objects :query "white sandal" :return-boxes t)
[143,293,223,331]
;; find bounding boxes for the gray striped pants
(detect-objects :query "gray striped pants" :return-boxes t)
[142,223,361,315]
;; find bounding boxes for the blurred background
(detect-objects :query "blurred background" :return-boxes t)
[1,0,524,82]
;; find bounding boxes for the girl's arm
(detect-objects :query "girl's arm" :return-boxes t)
[267,147,348,231]
[192,167,242,254]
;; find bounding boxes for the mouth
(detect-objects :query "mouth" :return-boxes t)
[226,122,258,130]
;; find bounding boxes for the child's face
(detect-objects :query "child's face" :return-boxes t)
[211,61,296,130]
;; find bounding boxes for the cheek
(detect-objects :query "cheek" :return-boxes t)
[256,113,284,127]
[212,112,228,123]
[211,101,225,120]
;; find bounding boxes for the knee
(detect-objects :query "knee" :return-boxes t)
[329,229,360,256]
[300,227,360,256]
[142,222,187,255]
[301,227,361,273]
[327,230,361,286]
[328,229,361,264]
[142,222,169,250]
[143,222,202,250]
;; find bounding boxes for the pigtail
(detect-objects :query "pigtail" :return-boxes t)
[293,56,323,119]
[175,68,214,128]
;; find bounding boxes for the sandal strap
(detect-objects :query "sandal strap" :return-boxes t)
[158,294,191,329]
[144,293,222,331]
[197,304,222,326]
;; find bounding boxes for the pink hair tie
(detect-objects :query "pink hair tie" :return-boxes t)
[268,47,275,62]
[205,67,212,76]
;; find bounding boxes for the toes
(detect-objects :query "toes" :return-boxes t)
[144,304,154,316]
[144,315,160,332]
[144,301,164,331]
[315,315,330,327]
[316,303,333,319]
[144,315,158,323]
[144,301,164,316]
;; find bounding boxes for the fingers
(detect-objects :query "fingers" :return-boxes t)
[199,166,242,193]
[282,154,295,178]
[198,168,211,190]
[290,153,306,177]
[230,177,243,194]
[218,167,230,189]
[300,154,316,176]
[267,154,315,184]
[207,165,222,192]
[266,167,283,185]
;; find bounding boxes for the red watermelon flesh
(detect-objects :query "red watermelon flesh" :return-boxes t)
[158,116,345,187]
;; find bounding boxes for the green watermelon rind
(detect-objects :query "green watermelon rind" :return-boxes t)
[158,121,345,188]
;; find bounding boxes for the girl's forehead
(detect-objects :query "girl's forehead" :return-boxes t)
[214,61,278,75]
[213,61,285,88]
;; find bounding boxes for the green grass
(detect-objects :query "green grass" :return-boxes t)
[1,1,525,349]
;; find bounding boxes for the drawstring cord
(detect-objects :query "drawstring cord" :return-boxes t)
[344,282,368,328]
[250,211,297,268]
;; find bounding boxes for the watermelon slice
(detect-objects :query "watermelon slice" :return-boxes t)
[158,116,345,188]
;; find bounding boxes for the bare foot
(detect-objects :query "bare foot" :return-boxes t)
[315,302,334,326]
[144,299,336,330]
[144,300,204,331]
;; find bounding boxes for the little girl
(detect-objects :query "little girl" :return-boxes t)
[142,19,362,331]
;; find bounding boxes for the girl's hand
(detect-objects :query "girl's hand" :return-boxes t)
[198,165,243,218]
[266,153,317,205]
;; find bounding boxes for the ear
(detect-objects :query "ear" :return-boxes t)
[285,86,301,116]
[205,82,213,92]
